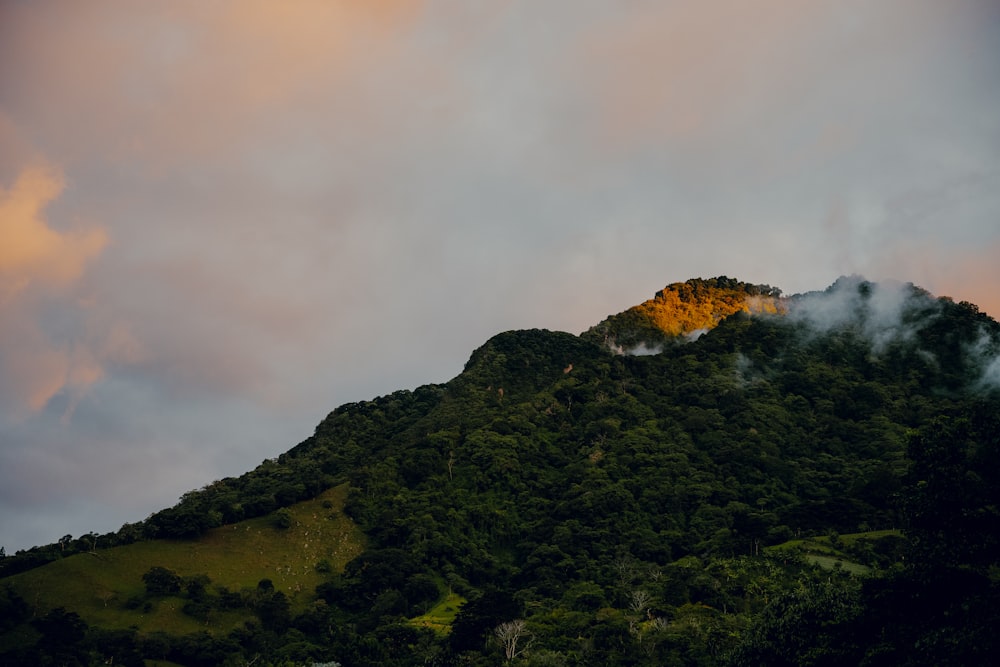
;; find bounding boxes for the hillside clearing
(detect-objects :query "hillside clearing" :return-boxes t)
[6,484,364,634]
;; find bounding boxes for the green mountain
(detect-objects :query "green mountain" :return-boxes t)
[2,276,999,666]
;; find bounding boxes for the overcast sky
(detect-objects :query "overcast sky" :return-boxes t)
[1,0,998,553]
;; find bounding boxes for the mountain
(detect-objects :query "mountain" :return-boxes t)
[582,276,785,349]
[2,276,999,666]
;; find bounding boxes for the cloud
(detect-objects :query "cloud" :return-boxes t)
[981,355,1000,392]
[0,0,997,552]
[965,325,1000,393]
[875,236,1000,322]
[0,167,105,292]
[0,0,428,169]
[786,275,1000,395]
[0,166,110,415]
[0,0,459,406]
[786,276,943,355]
[573,0,820,147]
[568,0,970,156]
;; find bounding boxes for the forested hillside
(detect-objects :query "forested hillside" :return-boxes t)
[2,277,999,666]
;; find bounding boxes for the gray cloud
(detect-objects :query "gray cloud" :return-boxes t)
[787,277,939,353]
[1,0,998,552]
[786,275,1000,395]
[982,357,1000,391]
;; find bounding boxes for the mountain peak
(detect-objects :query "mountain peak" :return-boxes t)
[582,276,784,351]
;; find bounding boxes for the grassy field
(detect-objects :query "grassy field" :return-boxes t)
[409,592,466,635]
[765,529,902,575]
[803,554,870,575]
[6,484,365,634]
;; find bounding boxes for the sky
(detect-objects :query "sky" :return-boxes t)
[1,0,999,553]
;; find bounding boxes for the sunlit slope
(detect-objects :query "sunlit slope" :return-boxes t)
[6,484,363,633]
[583,277,784,349]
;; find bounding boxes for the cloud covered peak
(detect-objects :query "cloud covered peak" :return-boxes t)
[787,275,938,352]
[582,273,1000,395]
[787,275,1000,393]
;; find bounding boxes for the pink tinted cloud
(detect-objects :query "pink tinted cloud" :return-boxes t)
[0,167,106,291]
[879,240,1000,320]
[0,0,440,406]
[570,0,831,148]
[0,0,427,167]
[565,0,951,163]
[0,166,110,414]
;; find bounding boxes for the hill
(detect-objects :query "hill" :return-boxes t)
[4,486,362,634]
[583,276,784,350]
[2,276,999,666]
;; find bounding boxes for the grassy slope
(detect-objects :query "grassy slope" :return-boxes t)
[6,484,364,634]
[765,529,902,575]
[409,592,466,635]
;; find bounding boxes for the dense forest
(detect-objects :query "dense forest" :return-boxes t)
[2,276,999,666]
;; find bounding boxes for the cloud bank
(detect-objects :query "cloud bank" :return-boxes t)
[0,0,998,552]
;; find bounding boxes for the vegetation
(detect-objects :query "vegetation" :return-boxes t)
[2,276,999,665]
[583,276,784,349]
[1,486,364,656]
[408,592,466,635]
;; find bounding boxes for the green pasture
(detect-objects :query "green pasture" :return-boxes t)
[766,529,902,575]
[6,484,364,634]
[409,592,466,635]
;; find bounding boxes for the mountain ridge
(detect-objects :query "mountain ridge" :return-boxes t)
[583,276,786,351]
[2,275,999,666]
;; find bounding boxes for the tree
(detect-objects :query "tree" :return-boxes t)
[89,628,145,667]
[31,607,90,666]
[184,573,211,600]
[0,584,29,632]
[494,619,531,662]
[728,576,863,667]
[402,573,440,614]
[273,508,293,530]
[450,589,521,654]
[903,414,1000,573]
[143,566,182,595]
[257,590,291,632]
[627,589,651,614]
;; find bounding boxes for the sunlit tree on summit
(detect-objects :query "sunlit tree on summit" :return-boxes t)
[584,277,784,350]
